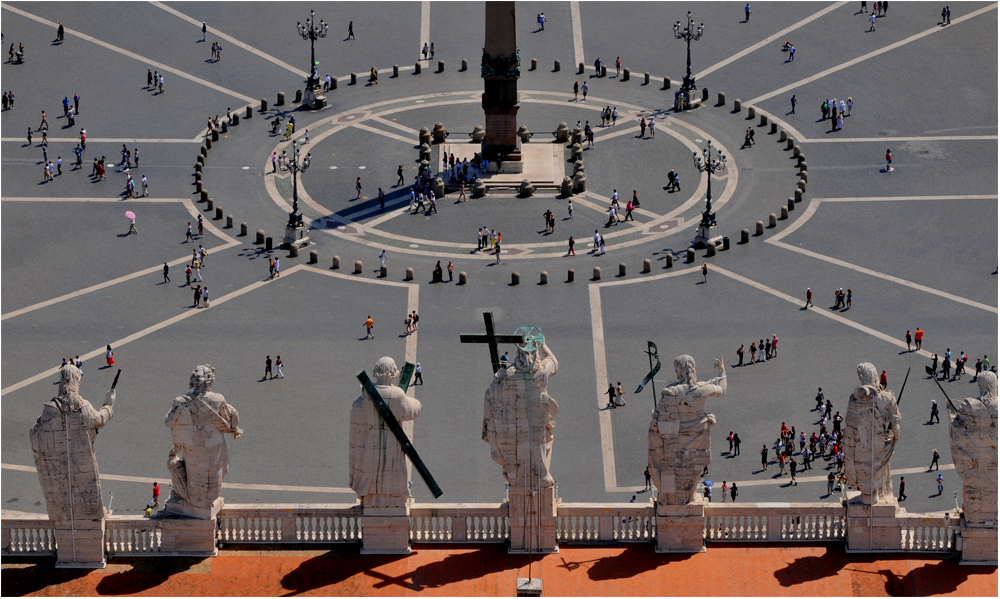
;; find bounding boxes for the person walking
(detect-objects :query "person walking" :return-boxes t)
[898,477,906,501]
[702,263,708,283]
[644,467,652,491]
[347,21,356,40]
[202,22,207,42]
[869,11,877,31]
[605,383,618,409]
[929,400,940,424]
[744,3,751,21]
[914,327,923,349]
[264,355,273,379]
[127,214,138,235]
[162,262,170,284]
[573,80,579,101]
[737,344,745,367]
[790,94,796,114]
[447,261,454,282]
[730,482,739,503]
[414,362,423,385]
[804,287,813,308]
[885,148,892,171]
[567,236,575,256]
[274,356,284,379]
[905,330,912,352]
[581,81,588,101]
[364,315,375,339]
[929,448,940,471]
[356,176,362,199]
[761,444,769,470]
[733,433,741,455]
[152,482,160,508]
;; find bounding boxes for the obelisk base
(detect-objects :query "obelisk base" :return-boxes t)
[507,485,558,554]
[361,505,411,555]
[959,521,998,565]
[54,519,106,568]
[845,497,903,552]
[655,502,706,553]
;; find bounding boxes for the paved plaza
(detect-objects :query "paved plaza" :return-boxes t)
[1,0,997,567]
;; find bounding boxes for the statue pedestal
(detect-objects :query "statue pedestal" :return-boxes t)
[164,496,224,520]
[507,485,558,554]
[54,519,106,568]
[694,224,722,249]
[960,521,998,565]
[303,87,327,110]
[361,505,411,555]
[161,516,219,556]
[845,498,902,552]
[655,502,706,553]
[283,223,310,249]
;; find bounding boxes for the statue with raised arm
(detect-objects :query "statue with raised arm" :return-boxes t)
[482,338,559,488]
[843,362,901,505]
[350,357,423,509]
[648,354,727,505]
[30,363,115,521]
[164,364,241,519]
[949,371,998,526]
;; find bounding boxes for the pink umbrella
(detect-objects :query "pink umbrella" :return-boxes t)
[125,210,136,220]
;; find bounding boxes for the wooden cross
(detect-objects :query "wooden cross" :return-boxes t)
[459,312,525,373]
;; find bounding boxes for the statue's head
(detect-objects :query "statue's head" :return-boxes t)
[372,356,399,383]
[674,355,696,384]
[58,362,81,396]
[857,363,878,387]
[978,371,998,401]
[189,364,216,392]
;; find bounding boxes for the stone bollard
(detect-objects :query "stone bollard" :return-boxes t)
[201,145,208,157]
[539,271,548,285]
[781,206,789,220]
[473,180,487,198]
[414,62,421,74]
[256,230,265,244]
[354,260,363,274]
[600,64,607,77]
[196,180,203,194]
[567,269,575,282]
[432,122,448,144]
[642,259,651,273]
[260,98,268,112]
[793,145,801,158]
[221,121,228,134]
[592,267,601,281]
[211,129,219,142]
[686,248,695,263]
[530,58,537,71]
[787,137,795,150]
[554,121,570,143]
[245,105,253,119]
[437,60,444,73]
[419,127,432,145]
[206,198,214,211]
[578,62,585,74]
[760,114,767,127]
[779,129,787,142]
[205,137,212,150]
[350,73,357,85]
[573,161,585,174]
[747,106,756,119]
[231,113,239,126]
[618,263,627,277]
[461,59,468,71]
[770,122,778,134]
[519,179,535,198]
[644,72,650,85]
[799,161,807,172]
[240,222,248,236]
[277,91,285,106]
[769,213,777,228]
[797,181,806,193]
[332,256,341,269]
[215,207,223,220]
[195,163,203,174]
[393,65,399,77]
[733,99,742,112]
[380,265,387,278]
[741,228,750,244]
[309,250,318,264]
[419,143,431,161]
[197,155,205,166]
[572,172,587,193]
[265,236,273,251]
[702,87,709,101]
[432,266,442,282]
[289,244,299,258]
[560,176,573,197]
[571,143,583,161]
[226,216,233,229]
[756,221,765,235]
[666,254,673,268]
[571,126,583,144]
[623,68,630,81]
[788,198,795,212]
[405,267,414,281]
[330,78,337,90]
[554,60,561,71]
[510,272,519,285]
[663,77,671,89]
[294,90,302,103]
[800,171,808,183]
[458,272,467,285]
[471,124,487,142]
[717,91,726,106]
[706,243,716,257]
[200,190,209,202]
[795,189,804,203]
[723,236,731,251]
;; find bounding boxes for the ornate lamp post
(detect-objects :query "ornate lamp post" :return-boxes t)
[673,11,704,109]
[693,139,726,246]
[297,9,329,108]
[281,139,312,247]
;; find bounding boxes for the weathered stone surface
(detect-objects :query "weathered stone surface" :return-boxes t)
[30,364,115,522]
[350,357,422,510]
[648,355,727,508]
[164,365,242,519]
[949,371,998,526]
[843,363,901,505]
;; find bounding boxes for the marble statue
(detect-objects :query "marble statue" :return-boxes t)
[949,371,998,525]
[30,363,115,521]
[843,362,901,505]
[482,341,559,488]
[648,354,727,505]
[164,364,242,519]
[349,357,423,508]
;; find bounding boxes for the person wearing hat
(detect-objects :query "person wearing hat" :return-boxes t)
[804,287,813,308]
[929,448,940,471]
[936,473,944,496]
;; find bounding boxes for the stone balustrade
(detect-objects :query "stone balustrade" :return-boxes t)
[105,516,163,555]
[2,517,56,556]
[556,503,656,543]
[409,503,510,542]
[898,514,960,552]
[218,504,362,544]
[704,503,846,542]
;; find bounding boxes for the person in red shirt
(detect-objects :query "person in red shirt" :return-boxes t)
[152,482,160,508]
[880,370,888,389]
[914,327,924,350]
